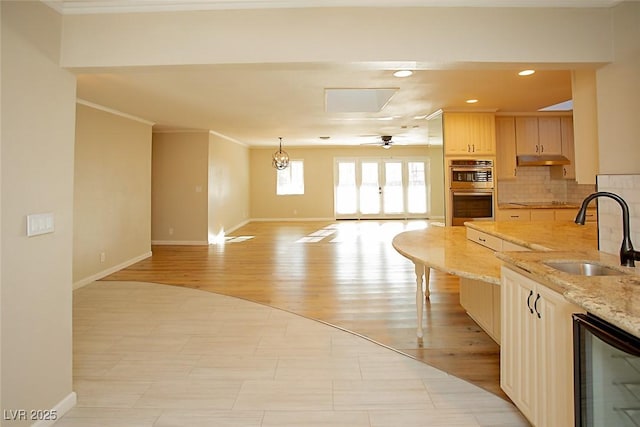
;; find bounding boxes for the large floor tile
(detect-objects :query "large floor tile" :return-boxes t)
[55,280,529,426]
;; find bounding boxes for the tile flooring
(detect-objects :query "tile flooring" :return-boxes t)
[56,280,529,426]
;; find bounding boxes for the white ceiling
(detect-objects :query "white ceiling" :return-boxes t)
[63,0,620,147]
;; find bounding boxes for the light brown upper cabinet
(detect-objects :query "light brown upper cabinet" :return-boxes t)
[551,117,576,180]
[496,116,517,179]
[515,116,563,156]
[443,112,496,156]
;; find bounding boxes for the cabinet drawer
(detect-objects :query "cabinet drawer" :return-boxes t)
[554,209,578,222]
[531,209,555,221]
[554,208,596,223]
[467,227,503,251]
[496,209,531,222]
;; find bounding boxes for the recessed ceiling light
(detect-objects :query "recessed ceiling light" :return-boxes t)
[393,70,413,78]
[519,69,535,76]
[466,99,478,104]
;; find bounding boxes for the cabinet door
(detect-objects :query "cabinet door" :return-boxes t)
[444,112,496,155]
[496,116,517,179]
[502,266,583,427]
[536,285,581,427]
[515,117,539,155]
[501,267,537,425]
[551,116,576,180]
[444,112,472,155]
[537,117,562,155]
[472,113,497,155]
[459,278,498,343]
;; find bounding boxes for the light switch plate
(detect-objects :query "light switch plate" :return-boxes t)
[27,212,55,237]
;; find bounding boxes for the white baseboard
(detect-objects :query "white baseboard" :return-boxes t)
[31,391,76,427]
[250,217,335,222]
[224,219,250,234]
[151,240,208,245]
[73,251,153,290]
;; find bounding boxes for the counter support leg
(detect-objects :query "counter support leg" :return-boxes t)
[414,262,428,338]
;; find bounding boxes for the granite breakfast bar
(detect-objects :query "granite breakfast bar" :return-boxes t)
[391,224,502,338]
[392,220,640,340]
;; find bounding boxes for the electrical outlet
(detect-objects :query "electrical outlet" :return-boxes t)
[100,252,106,263]
[169,227,174,235]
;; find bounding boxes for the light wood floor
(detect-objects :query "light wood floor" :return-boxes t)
[104,220,505,399]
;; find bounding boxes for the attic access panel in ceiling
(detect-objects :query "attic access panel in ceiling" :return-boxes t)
[325,88,397,113]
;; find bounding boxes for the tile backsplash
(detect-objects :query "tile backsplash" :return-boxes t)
[497,166,595,204]
[596,174,640,257]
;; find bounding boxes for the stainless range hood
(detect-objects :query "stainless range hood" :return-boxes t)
[516,155,570,166]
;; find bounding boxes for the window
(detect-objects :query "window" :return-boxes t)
[276,160,304,195]
[334,157,429,219]
[407,161,427,214]
[336,161,357,214]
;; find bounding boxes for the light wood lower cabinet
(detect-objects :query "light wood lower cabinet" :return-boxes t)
[496,207,597,223]
[501,266,583,427]
[459,278,501,344]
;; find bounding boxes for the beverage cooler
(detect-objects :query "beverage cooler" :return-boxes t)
[574,313,640,426]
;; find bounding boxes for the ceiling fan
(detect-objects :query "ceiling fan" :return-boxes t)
[361,135,396,149]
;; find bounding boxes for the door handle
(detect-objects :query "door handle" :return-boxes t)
[534,293,541,318]
[527,290,534,314]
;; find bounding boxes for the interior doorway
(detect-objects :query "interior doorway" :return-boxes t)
[334,157,430,219]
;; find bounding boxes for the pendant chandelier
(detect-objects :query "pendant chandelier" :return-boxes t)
[272,137,290,170]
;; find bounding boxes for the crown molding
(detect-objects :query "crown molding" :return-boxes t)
[76,99,156,126]
[45,0,625,15]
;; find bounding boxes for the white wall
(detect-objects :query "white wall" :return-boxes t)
[1,2,76,424]
[152,131,209,244]
[208,133,251,239]
[74,103,153,288]
[149,131,251,244]
[59,7,613,67]
[597,1,640,175]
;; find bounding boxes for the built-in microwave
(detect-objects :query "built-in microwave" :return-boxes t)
[448,160,495,225]
[449,159,494,189]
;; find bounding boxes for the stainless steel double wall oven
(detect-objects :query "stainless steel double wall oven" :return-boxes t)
[449,159,495,226]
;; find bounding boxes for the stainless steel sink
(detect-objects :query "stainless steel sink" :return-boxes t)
[543,261,628,276]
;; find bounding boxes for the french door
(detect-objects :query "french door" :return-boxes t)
[334,157,429,219]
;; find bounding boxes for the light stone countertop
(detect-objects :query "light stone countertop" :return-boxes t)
[392,220,640,338]
[498,202,581,209]
[494,249,640,338]
[465,220,599,252]
[392,224,502,285]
